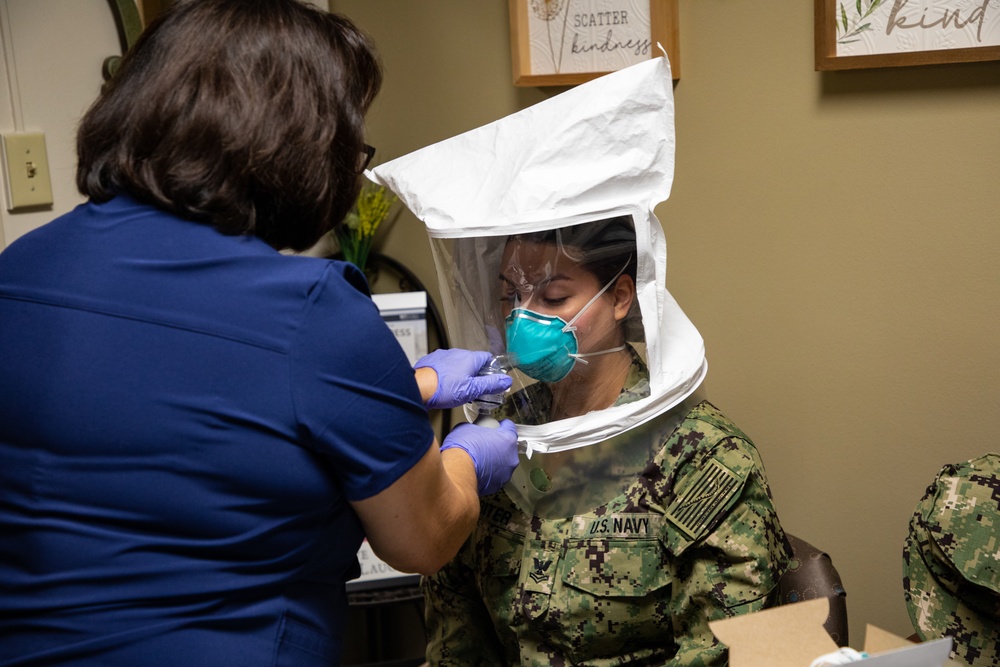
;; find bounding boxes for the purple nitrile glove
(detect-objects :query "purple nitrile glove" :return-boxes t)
[413,348,512,410]
[440,420,519,496]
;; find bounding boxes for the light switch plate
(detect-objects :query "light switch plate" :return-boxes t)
[2,132,53,211]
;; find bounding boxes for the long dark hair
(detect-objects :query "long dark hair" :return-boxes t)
[76,0,382,251]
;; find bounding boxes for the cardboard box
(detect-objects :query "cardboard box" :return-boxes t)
[709,597,961,667]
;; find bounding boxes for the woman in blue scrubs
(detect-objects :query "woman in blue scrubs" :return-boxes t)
[0,2,517,665]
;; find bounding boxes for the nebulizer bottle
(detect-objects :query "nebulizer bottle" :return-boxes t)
[472,354,512,428]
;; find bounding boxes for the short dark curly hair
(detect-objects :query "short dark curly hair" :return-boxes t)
[76,0,382,251]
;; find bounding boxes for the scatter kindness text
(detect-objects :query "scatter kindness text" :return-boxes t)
[569,12,651,58]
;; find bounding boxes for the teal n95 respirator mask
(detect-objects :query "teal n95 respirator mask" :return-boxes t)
[504,264,628,383]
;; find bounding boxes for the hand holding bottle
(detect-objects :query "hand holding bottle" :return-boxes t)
[414,349,512,410]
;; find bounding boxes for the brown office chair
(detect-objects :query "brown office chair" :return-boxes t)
[777,533,849,647]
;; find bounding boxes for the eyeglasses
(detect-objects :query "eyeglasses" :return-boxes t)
[357,144,376,173]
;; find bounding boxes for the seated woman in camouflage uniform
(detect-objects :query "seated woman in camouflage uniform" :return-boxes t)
[421,216,794,666]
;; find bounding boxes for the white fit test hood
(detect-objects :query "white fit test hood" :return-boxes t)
[367,54,706,456]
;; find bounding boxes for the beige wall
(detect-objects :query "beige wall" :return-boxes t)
[0,0,120,246]
[331,0,1000,645]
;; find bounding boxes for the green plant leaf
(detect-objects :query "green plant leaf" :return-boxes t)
[842,22,872,40]
[840,3,849,32]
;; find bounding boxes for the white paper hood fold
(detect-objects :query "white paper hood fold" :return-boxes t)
[367,56,675,237]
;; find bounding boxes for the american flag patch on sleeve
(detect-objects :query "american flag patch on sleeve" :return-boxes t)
[665,458,744,539]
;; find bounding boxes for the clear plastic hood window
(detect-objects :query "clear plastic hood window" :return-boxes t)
[432,215,648,428]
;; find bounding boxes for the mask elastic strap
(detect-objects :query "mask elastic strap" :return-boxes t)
[568,344,627,365]
[561,258,631,334]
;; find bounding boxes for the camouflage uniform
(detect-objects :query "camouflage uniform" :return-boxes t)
[903,453,1000,667]
[423,382,792,665]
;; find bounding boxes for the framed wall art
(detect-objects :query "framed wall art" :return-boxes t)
[815,0,1000,71]
[509,0,680,86]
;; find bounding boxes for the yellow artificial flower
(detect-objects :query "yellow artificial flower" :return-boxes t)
[337,183,397,272]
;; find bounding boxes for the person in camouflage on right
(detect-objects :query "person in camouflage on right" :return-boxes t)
[904,453,1000,666]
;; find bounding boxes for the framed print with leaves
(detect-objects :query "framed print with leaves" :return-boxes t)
[816,0,1000,70]
[509,0,680,86]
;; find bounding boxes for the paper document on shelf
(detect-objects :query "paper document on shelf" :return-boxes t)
[355,540,410,584]
[372,291,427,364]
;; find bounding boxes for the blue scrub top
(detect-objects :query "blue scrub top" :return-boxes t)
[0,197,434,666]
